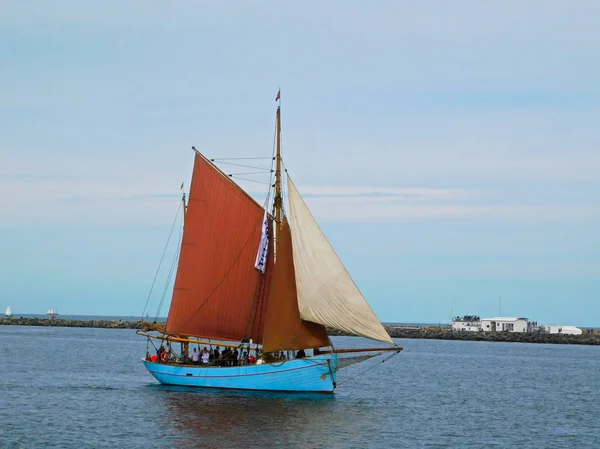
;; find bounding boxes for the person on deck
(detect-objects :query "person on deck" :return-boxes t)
[191,348,199,365]
[201,347,210,364]
[226,348,235,366]
[218,348,228,367]
[296,349,306,359]
[156,345,166,363]
[159,345,169,363]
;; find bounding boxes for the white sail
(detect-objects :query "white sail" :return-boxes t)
[286,177,393,344]
[5,306,11,317]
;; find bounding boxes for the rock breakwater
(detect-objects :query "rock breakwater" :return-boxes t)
[0,317,162,329]
[328,326,600,345]
[2,318,599,345]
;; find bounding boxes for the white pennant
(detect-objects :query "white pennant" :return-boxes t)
[254,211,269,273]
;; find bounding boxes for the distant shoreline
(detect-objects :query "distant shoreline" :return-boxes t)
[329,326,600,346]
[0,317,149,329]
[2,317,600,345]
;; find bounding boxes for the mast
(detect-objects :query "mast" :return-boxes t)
[181,182,188,358]
[274,89,283,253]
[182,187,187,216]
[179,183,189,357]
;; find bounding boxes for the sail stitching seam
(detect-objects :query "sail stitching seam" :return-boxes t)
[175,220,263,333]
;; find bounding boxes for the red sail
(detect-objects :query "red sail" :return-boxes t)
[166,152,271,342]
[262,217,329,353]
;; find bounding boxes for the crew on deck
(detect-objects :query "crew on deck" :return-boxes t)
[150,342,316,366]
[191,348,200,365]
[157,344,169,363]
[201,347,210,364]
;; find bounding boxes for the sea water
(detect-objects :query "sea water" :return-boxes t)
[1,326,599,448]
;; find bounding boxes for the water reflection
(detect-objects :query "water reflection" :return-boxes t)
[154,385,374,448]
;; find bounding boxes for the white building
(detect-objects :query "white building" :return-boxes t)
[480,317,528,333]
[540,325,583,335]
[452,320,482,332]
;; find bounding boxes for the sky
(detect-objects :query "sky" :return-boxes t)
[1,1,599,326]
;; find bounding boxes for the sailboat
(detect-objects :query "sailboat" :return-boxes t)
[47,308,58,318]
[138,92,402,393]
[5,306,12,317]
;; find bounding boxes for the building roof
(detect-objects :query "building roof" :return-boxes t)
[481,317,528,322]
[542,325,581,329]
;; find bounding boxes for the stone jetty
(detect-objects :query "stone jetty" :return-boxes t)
[0,317,159,329]
[329,326,600,346]
[2,318,600,345]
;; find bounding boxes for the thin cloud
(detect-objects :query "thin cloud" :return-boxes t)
[305,197,599,222]
[294,185,469,201]
[0,172,596,226]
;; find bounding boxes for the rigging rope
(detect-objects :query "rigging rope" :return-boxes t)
[216,161,272,171]
[280,160,293,217]
[227,171,272,177]
[141,200,183,320]
[211,157,272,161]
[240,117,278,342]
[230,176,271,185]
[336,353,378,370]
[155,218,183,321]
[264,116,277,211]
[336,349,401,387]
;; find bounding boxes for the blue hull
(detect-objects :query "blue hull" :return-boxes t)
[142,355,338,393]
